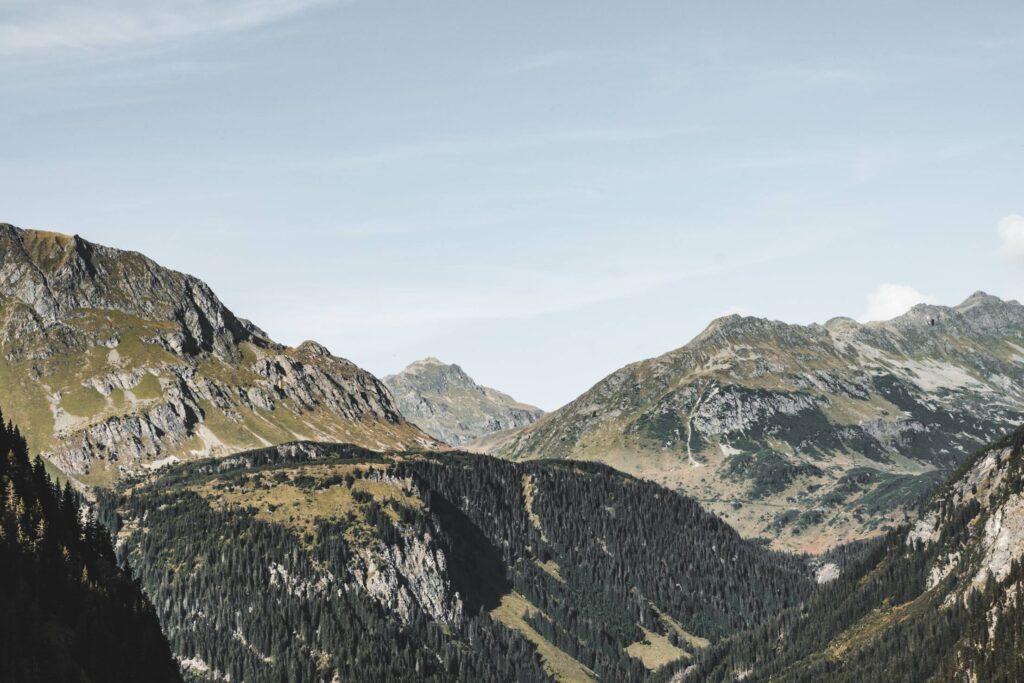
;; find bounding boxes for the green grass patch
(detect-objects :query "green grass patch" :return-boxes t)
[133,373,163,400]
[61,384,107,417]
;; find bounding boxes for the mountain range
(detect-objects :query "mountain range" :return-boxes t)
[482,293,1024,552]
[383,357,544,446]
[3,220,1024,681]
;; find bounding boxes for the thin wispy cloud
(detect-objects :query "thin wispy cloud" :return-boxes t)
[259,252,781,342]
[0,0,339,56]
[260,125,707,172]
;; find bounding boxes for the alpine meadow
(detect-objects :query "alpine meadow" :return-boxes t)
[2,2,1024,682]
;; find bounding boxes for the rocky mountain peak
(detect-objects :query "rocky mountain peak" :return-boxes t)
[398,357,475,391]
[296,340,333,358]
[823,315,860,331]
[384,359,543,446]
[0,221,434,482]
[0,223,259,360]
[957,290,1003,310]
[879,291,1023,341]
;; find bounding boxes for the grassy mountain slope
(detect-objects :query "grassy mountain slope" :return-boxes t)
[384,357,544,445]
[0,223,435,485]
[686,426,1024,683]
[490,293,1024,552]
[100,442,814,682]
[0,409,180,682]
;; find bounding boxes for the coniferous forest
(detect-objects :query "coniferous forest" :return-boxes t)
[4,402,1024,682]
[98,443,814,682]
[0,411,180,682]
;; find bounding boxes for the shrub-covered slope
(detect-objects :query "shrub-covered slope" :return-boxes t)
[686,426,1024,683]
[100,442,814,682]
[0,410,180,682]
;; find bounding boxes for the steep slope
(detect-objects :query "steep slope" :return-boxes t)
[688,426,1024,683]
[0,409,180,682]
[384,357,543,445]
[100,442,814,682]
[0,223,435,484]
[492,293,1024,552]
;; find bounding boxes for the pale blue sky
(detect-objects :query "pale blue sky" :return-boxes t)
[2,1,1023,409]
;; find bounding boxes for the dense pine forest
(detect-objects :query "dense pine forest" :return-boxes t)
[686,426,1024,683]
[0,410,180,682]
[99,442,815,682]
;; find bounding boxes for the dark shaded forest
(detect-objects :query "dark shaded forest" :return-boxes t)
[0,410,180,682]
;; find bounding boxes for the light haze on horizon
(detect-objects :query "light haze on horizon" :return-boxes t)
[2,1,1023,409]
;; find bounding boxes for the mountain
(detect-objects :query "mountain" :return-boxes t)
[100,442,814,681]
[688,425,1024,682]
[383,357,543,445]
[488,293,1024,552]
[0,409,180,682]
[0,223,435,485]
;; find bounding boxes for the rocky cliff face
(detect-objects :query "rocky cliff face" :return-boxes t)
[383,357,543,446]
[909,428,1024,598]
[0,223,435,483]
[491,292,1024,552]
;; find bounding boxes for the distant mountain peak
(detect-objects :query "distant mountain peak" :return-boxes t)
[384,359,543,446]
[956,289,1007,310]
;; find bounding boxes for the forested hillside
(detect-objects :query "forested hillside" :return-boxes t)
[100,442,814,681]
[685,426,1024,682]
[0,410,180,682]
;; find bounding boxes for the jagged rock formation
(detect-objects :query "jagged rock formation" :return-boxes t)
[490,292,1024,552]
[383,357,543,446]
[102,442,814,681]
[688,426,1024,682]
[0,223,435,484]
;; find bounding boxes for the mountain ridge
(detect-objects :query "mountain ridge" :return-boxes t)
[0,223,437,484]
[489,292,1024,552]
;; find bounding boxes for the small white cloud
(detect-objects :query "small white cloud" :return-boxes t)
[998,214,1024,266]
[859,284,936,322]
